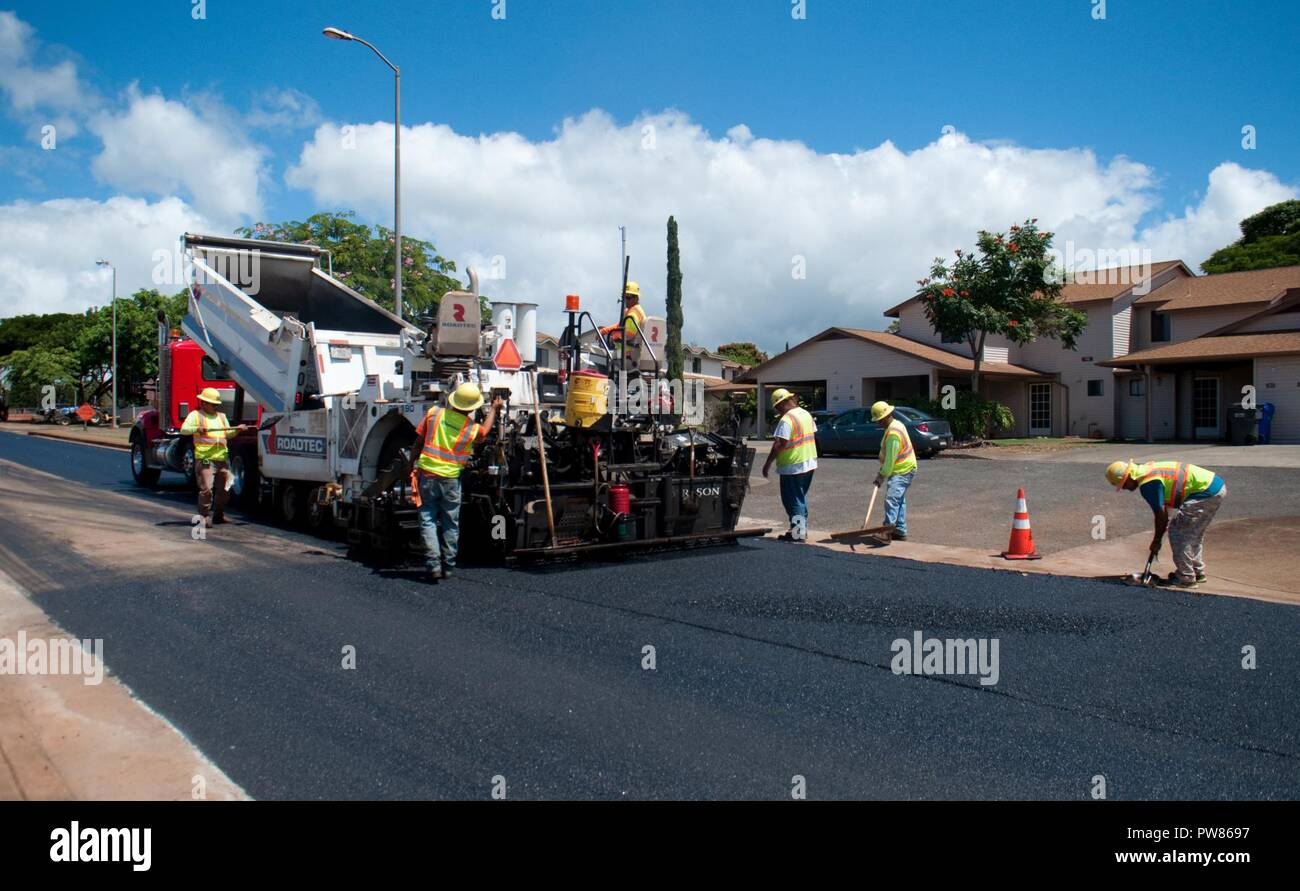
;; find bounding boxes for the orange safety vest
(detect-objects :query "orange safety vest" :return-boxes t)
[417,407,481,478]
[610,304,646,342]
[189,411,231,462]
[776,407,817,467]
[1137,461,1215,508]
[881,419,916,475]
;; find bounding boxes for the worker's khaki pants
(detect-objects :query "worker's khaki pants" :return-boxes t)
[1168,487,1226,581]
[197,459,231,518]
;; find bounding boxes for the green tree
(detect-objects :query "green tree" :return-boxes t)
[72,289,189,404]
[0,345,80,406]
[0,312,84,356]
[1201,200,1300,273]
[715,342,768,367]
[918,219,1085,392]
[665,216,684,380]
[236,211,462,317]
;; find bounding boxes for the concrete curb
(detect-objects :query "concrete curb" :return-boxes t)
[22,430,131,451]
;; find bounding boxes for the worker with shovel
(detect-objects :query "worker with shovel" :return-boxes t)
[180,387,249,527]
[412,383,504,582]
[871,401,917,542]
[1106,460,1226,588]
[761,388,817,541]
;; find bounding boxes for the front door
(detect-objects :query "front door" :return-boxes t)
[1029,383,1052,435]
[1193,376,1221,439]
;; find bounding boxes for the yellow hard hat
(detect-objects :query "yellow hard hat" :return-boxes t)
[197,387,224,405]
[623,281,641,300]
[1105,460,1137,489]
[448,382,485,413]
[870,400,895,422]
[770,387,796,409]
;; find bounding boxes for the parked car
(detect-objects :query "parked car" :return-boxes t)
[814,405,953,457]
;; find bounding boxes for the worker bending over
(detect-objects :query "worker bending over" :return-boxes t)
[180,387,249,527]
[761,388,817,541]
[871,401,917,541]
[1106,460,1226,588]
[599,282,647,348]
[412,383,503,581]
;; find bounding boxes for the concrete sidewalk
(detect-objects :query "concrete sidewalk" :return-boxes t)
[745,514,1300,606]
[0,421,130,450]
[0,563,246,800]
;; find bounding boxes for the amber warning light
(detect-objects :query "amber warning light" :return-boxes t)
[565,294,580,312]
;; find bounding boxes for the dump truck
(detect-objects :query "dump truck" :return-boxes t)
[130,232,765,561]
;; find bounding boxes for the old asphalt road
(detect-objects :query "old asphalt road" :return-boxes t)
[1,430,1297,799]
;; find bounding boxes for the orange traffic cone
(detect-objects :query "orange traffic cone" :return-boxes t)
[1001,488,1041,560]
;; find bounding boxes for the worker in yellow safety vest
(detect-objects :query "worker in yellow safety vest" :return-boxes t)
[1106,459,1226,588]
[871,401,918,541]
[761,388,818,541]
[180,387,249,527]
[411,382,504,581]
[600,281,647,347]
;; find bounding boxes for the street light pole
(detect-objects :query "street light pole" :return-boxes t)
[324,26,403,320]
[96,259,117,428]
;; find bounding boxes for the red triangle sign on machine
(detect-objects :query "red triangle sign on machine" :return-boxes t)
[494,337,522,370]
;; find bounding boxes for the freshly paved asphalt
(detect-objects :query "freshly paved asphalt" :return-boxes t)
[2,430,1298,799]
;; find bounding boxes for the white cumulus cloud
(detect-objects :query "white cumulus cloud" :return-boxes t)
[0,196,213,317]
[287,110,1296,352]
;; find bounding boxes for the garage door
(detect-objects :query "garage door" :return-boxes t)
[1257,356,1300,443]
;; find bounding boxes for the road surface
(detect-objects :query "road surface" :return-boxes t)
[1,430,1297,799]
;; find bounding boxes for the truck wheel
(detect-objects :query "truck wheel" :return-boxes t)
[305,487,333,535]
[130,439,161,487]
[182,443,198,490]
[276,481,304,526]
[229,451,260,509]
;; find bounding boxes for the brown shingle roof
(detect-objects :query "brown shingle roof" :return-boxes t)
[736,327,1047,381]
[883,260,1186,315]
[1098,332,1300,367]
[1134,265,1300,311]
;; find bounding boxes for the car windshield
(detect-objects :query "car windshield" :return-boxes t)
[895,406,936,422]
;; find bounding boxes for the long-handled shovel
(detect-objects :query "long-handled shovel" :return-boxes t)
[829,483,893,541]
[1124,538,1162,586]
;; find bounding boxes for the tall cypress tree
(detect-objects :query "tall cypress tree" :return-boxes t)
[665,216,684,380]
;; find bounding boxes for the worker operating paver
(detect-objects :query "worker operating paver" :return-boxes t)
[412,383,503,581]
[761,388,817,541]
[1106,459,1227,588]
[179,387,249,527]
[871,401,917,542]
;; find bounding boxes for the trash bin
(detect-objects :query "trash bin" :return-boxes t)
[1259,402,1275,444]
[1228,403,1260,446]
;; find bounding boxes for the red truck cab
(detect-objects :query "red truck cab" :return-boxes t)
[129,328,260,501]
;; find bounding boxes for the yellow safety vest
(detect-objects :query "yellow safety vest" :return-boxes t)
[417,407,481,478]
[1137,461,1215,508]
[614,304,646,342]
[776,407,817,468]
[881,419,917,476]
[186,410,231,462]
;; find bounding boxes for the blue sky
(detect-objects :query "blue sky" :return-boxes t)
[2,0,1298,347]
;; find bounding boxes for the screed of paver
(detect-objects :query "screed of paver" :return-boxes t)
[0,569,248,800]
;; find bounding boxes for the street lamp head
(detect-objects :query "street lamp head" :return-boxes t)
[322,26,354,41]
[96,259,112,268]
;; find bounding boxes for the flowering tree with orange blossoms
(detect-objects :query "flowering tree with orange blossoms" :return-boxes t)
[916,220,1085,392]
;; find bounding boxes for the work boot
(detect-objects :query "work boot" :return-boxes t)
[891,530,908,542]
[1196,571,1208,583]
[425,566,441,584]
[441,564,455,580]
[203,515,213,529]
[212,512,227,525]
[1163,572,1199,589]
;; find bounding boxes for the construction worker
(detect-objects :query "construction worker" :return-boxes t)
[1106,459,1226,588]
[871,401,917,541]
[412,383,504,581]
[761,388,817,541]
[180,387,248,527]
[600,282,647,347]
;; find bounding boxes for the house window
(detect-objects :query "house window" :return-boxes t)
[537,348,550,368]
[1129,377,1144,397]
[1151,312,1171,342]
[1087,379,1104,397]
[692,357,702,373]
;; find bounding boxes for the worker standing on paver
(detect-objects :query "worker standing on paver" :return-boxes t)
[180,387,248,527]
[761,388,817,541]
[599,282,647,347]
[1106,460,1226,588]
[871,401,917,542]
[412,383,504,581]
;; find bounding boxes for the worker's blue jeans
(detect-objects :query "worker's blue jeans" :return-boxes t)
[883,470,915,536]
[779,470,815,535]
[417,472,462,571]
